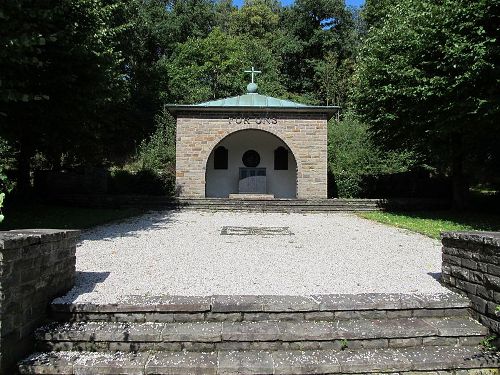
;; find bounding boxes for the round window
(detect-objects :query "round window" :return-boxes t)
[242,150,261,167]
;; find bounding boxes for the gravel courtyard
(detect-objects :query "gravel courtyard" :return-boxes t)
[57,211,450,304]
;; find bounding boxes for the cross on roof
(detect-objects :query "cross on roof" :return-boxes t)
[244,67,262,84]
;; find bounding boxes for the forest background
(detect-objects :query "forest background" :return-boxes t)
[1,0,498,208]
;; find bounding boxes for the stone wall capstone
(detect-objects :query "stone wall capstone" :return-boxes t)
[0,229,79,374]
[441,231,500,334]
[175,112,328,199]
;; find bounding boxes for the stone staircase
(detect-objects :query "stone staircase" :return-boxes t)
[18,294,500,374]
[178,198,384,212]
[46,193,451,212]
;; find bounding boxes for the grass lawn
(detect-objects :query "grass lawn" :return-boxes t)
[359,210,500,239]
[0,204,144,231]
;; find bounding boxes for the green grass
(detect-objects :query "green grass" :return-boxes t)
[358,210,500,239]
[0,204,144,231]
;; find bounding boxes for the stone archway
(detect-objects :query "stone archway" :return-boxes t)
[205,129,298,198]
[175,112,327,199]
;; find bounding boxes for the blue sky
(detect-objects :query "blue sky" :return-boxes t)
[233,0,365,7]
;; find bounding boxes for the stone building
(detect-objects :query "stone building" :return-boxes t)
[167,70,338,199]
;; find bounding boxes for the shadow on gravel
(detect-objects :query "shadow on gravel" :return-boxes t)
[82,210,178,241]
[427,272,442,282]
[56,271,111,303]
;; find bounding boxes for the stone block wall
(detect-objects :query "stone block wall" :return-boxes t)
[0,229,79,373]
[441,231,500,333]
[176,112,328,199]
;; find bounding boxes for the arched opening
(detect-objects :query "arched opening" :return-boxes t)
[205,129,298,198]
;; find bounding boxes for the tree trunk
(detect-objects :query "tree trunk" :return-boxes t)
[450,133,467,210]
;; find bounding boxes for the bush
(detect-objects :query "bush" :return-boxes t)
[328,114,417,198]
[360,169,452,199]
[109,109,176,197]
[108,169,174,196]
[136,109,176,173]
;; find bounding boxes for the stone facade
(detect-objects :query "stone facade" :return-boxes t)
[441,231,500,334]
[175,112,328,199]
[0,229,79,373]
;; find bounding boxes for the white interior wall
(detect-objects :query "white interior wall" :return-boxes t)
[205,130,297,198]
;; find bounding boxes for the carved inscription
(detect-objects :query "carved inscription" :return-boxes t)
[228,117,278,125]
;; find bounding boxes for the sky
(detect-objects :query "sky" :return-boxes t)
[233,0,365,7]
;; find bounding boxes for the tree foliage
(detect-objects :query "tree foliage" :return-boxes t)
[0,0,128,191]
[229,0,281,38]
[3,0,498,201]
[328,114,416,197]
[164,28,284,103]
[280,0,359,104]
[361,0,391,29]
[354,0,500,205]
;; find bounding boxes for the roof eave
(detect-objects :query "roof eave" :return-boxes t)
[165,105,341,120]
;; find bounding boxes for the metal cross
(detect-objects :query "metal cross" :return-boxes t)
[244,67,262,83]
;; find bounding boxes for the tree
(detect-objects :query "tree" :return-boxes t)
[354,0,500,207]
[228,0,281,39]
[0,0,128,191]
[162,28,284,103]
[328,114,415,197]
[165,0,218,42]
[361,0,391,29]
[215,0,236,32]
[280,0,358,103]
[314,52,355,108]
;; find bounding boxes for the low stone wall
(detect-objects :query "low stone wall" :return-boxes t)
[441,231,500,334]
[0,229,79,373]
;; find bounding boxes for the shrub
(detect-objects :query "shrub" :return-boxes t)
[109,109,176,197]
[328,114,417,198]
[108,169,174,196]
[136,109,176,173]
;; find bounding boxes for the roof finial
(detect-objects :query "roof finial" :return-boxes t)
[245,66,261,94]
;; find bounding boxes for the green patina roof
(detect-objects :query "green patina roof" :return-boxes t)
[194,93,309,108]
[166,93,339,118]
[166,72,340,118]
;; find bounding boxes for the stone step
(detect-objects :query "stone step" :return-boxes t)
[178,198,383,212]
[180,198,381,205]
[18,346,500,374]
[48,194,449,211]
[50,293,471,323]
[35,316,487,353]
[178,202,382,212]
[179,206,380,213]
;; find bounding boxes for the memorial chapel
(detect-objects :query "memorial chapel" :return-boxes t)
[167,68,339,200]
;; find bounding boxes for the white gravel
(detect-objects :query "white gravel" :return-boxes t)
[56,211,449,304]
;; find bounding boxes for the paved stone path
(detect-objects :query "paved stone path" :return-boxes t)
[56,211,449,304]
